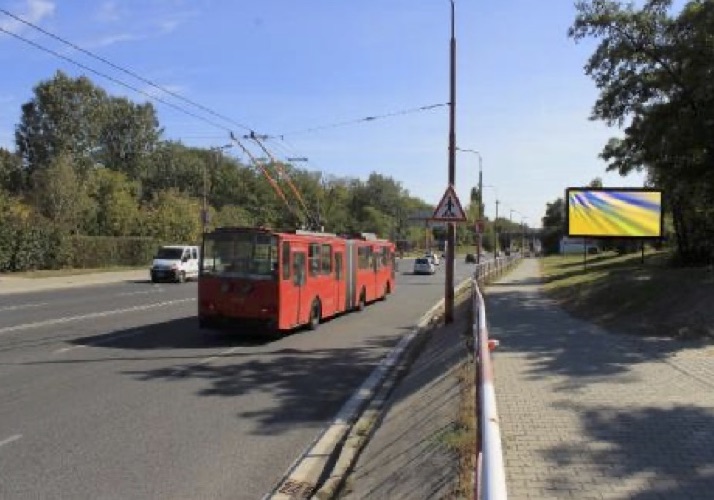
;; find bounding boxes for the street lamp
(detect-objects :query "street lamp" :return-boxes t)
[482,184,499,254]
[456,147,483,263]
[444,0,457,324]
[205,144,233,234]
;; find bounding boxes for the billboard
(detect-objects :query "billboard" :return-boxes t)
[566,188,663,238]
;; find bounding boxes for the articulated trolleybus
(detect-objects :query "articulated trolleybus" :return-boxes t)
[198,227,396,333]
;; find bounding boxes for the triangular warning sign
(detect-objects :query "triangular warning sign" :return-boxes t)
[431,185,467,222]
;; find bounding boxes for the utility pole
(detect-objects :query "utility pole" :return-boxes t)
[495,199,500,255]
[477,162,482,265]
[445,0,457,324]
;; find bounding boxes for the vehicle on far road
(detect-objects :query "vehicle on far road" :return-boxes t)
[150,245,200,283]
[425,251,440,266]
[413,257,436,275]
[465,253,476,263]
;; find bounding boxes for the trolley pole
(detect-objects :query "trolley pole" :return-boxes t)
[445,0,457,324]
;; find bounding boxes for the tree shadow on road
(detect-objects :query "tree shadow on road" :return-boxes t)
[121,334,397,435]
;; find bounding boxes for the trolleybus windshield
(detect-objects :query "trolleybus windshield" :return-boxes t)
[201,232,278,279]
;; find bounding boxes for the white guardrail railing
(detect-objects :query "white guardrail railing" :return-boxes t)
[471,256,519,500]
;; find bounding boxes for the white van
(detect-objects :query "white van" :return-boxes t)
[150,245,200,283]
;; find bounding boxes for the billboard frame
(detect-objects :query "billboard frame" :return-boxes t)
[565,187,664,240]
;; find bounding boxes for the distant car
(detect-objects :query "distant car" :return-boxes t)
[425,252,440,265]
[465,253,476,263]
[413,257,436,275]
[150,245,200,283]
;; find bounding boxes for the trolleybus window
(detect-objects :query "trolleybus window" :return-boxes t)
[201,232,278,278]
[308,243,321,277]
[321,244,332,274]
[282,242,291,280]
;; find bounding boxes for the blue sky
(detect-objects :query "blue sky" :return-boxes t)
[0,0,648,228]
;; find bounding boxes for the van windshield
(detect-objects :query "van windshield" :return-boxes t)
[156,248,184,259]
[201,231,278,279]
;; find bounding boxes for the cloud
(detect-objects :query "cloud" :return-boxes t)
[0,0,55,34]
[84,32,145,48]
[95,1,121,22]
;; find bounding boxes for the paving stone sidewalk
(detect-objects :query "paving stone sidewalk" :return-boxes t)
[488,259,714,500]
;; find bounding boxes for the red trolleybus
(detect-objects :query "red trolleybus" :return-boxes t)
[198,227,396,333]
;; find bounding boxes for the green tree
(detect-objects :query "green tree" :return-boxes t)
[31,152,90,231]
[86,168,140,236]
[541,198,565,255]
[16,71,108,176]
[143,189,201,243]
[570,0,714,263]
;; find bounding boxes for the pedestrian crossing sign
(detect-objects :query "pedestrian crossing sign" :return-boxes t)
[431,185,467,222]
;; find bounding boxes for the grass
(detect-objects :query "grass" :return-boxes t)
[4,265,146,279]
[541,250,714,338]
[449,348,477,499]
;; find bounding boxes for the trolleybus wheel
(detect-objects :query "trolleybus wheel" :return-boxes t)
[308,299,321,330]
[356,290,366,312]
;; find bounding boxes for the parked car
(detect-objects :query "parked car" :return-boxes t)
[425,252,440,265]
[150,245,200,283]
[413,257,436,275]
[465,253,476,263]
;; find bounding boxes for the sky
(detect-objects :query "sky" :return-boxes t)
[0,0,649,229]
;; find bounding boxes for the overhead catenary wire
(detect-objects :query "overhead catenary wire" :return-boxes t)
[228,132,303,225]
[0,25,232,133]
[247,133,317,228]
[274,102,449,138]
[0,7,253,132]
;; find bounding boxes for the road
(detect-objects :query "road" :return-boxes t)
[0,259,475,500]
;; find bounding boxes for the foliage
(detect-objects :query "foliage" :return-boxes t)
[1,71,452,271]
[569,0,714,264]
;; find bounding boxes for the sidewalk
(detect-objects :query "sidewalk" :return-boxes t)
[489,259,714,499]
[0,269,149,295]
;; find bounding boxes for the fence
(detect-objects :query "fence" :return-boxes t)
[471,255,520,499]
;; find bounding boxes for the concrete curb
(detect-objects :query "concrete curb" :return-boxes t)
[264,276,473,500]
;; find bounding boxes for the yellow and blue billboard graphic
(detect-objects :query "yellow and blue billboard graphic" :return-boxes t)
[566,188,663,238]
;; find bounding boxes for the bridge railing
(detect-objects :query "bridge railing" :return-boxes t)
[471,254,519,500]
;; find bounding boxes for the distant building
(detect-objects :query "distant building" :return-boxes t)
[560,237,600,255]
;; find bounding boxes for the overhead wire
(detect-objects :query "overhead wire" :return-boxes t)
[0,25,232,133]
[228,132,301,224]
[247,134,317,228]
[0,7,253,132]
[274,102,449,138]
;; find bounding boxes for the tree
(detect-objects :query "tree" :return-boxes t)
[98,97,162,179]
[541,198,565,255]
[16,71,108,176]
[31,152,90,231]
[86,168,140,236]
[0,148,25,194]
[143,190,201,243]
[569,0,714,263]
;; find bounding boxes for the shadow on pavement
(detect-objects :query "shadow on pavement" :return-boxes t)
[544,404,714,498]
[122,335,397,435]
[486,285,687,384]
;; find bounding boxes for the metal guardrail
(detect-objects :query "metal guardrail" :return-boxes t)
[471,255,520,500]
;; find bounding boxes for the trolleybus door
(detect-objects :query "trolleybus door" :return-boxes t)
[291,251,306,326]
[334,252,343,312]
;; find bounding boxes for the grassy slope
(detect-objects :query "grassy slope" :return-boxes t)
[540,251,714,339]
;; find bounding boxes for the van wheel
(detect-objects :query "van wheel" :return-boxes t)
[178,271,186,284]
[308,300,321,330]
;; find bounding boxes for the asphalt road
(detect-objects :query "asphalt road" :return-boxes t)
[0,259,475,500]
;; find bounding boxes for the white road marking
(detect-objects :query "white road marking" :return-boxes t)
[0,434,22,448]
[0,302,49,312]
[171,347,242,376]
[0,298,195,336]
[116,289,165,297]
[53,329,147,354]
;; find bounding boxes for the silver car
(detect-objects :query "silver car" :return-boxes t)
[413,257,436,275]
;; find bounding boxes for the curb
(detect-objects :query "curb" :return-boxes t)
[264,276,473,500]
